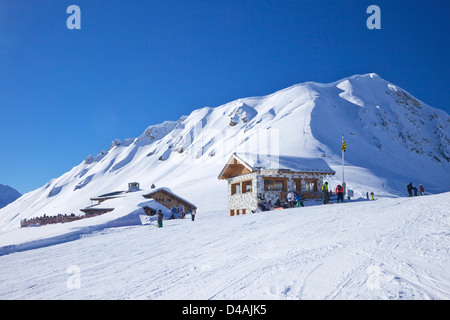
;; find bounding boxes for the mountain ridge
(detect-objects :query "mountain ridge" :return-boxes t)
[0,73,449,232]
[0,184,21,209]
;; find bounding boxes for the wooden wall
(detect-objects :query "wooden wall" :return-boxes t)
[145,190,196,212]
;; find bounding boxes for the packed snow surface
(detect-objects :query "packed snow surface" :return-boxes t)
[0,193,449,299]
[0,73,449,300]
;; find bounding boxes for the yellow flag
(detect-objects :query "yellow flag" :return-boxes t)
[342,139,347,152]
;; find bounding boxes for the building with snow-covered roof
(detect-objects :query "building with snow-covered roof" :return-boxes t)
[76,184,196,225]
[218,153,335,216]
[128,182,140,192]
[142,187,197,213]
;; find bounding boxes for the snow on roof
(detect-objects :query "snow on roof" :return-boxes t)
[234,152,335,174]
[94,191,126,198]
[143,187,197,209]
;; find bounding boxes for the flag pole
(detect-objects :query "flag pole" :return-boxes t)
[342,135,346,195]
[342,135,344,182]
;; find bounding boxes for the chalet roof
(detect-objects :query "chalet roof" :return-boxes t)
[80,203,115,213]
[142,187,197,209]
[97,190,126,198]
[218,152,335,180]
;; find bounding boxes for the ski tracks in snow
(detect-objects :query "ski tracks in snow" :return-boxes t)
[0,195,449,299]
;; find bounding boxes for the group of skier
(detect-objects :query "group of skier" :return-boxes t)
[321,182,346,204]
[150,208,196,228]
[152,181,426,227]
[407,182,425,197]
[321,181,426,205]
[287,192,305,208]
[257,192,304,211]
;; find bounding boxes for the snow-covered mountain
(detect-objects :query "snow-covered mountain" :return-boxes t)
[0,184,21,209]
[0,73,449,232]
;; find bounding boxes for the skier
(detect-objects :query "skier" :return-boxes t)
[335,185,344,203]
[157,209,164,228]
[419,184,424,196]
[170,207,177,219]
[322,182,329,204]
[407,182,413,197]
[370,191,374,200]
[294,192,304,207]
[191,209,196,221]
[287,191,294,208]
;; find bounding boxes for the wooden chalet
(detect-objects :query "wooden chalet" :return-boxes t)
[143,187,197,213]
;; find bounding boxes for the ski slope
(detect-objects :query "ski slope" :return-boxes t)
[0,193,448,300]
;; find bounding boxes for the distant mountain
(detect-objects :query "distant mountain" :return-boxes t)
[0,184,21,209]
[0,73,449,231]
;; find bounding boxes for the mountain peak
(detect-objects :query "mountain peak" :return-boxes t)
[0,184,21,209]
[1,74,448,232]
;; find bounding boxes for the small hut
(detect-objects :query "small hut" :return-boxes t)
[143,187,197,213]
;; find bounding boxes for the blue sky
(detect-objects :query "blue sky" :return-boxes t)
[0,0,449,194]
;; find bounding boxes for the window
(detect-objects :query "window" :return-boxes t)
[230,210,235,216]
[293,179,302,192]
[231,183,240,195]
[304,179,318,192]
[242,180,252,193]
[264,178,287,191]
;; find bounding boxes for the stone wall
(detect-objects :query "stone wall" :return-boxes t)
[227,172,258,214]
[226,170,327,215]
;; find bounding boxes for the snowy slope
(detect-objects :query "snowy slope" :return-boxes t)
[0,73,449,234]
[0,193,449,299]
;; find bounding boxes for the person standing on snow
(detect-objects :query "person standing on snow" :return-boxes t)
[157,209,164,228]
[419,184,424,196]
[191,210,196,221]
[407,182,414,197]
[335,184,344,203]
[294,192,304,207]
[322,182,329,204]
[287,191,294,208]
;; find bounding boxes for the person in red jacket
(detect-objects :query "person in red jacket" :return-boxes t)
[336,185,344,203]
